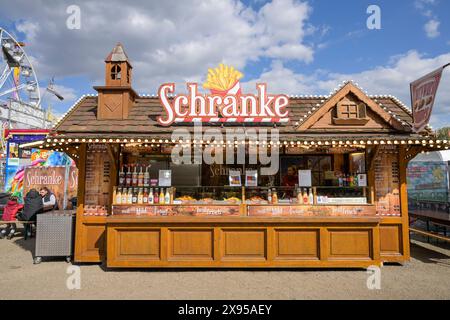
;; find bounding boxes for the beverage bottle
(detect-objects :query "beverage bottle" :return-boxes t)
[144,165,150,187]
[121,188,128,204]
[115,187,122,205]
[297,188,303,204]
[127,188,133,204]
[138,188,143,204]
[349,174,354,187]
[148,188,154,204]
[154,188,159,204]
[132,165,138,187]
[113,187,117,204]
[132,188,138,204]
[159,188,165,204]
[308,188,314,204]
[302,189,308,204]
[267,188,272,203]
[125,165,132,187]
[119,166,125,187]
[143,188,148,204]
[354,174,359,186]
[165,188,171,204]
[138,166,144,187]
[272,189,278,204]
[338,174,343,187]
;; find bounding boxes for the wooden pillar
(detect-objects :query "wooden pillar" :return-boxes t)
[74,144,87,262]
[398,145,410,260]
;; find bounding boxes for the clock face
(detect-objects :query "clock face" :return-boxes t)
[104,96,121,112]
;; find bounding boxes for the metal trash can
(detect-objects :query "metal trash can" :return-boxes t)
[34,210,76,264]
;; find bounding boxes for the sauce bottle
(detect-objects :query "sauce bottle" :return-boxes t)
[302,189,309,204]
[148,188,154,204]
[154,188,159,204]
[297,188,303,204]
[143,188,148,204]
[272,189,278,204]
[138,188,143,204]
[267,188,272,203]
[308,188,314,204]
[165,188,171,204]
[112,187,117,204]
[159,188,165,204]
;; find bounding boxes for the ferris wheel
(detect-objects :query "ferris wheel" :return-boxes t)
[0,27,42,129]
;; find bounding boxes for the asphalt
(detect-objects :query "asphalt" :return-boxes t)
[0,232,449,300]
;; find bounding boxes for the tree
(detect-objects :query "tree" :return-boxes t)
[436,127,450,140]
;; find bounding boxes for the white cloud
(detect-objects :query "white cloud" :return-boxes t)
[244,51,450,128]
[1,0,316,95]
[424,19,440,38]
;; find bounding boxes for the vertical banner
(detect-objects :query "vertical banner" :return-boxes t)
[410,66,445,133]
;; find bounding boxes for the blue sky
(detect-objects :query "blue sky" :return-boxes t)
[1,0,450,127]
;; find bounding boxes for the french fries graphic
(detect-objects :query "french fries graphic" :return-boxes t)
[203,63,243,92]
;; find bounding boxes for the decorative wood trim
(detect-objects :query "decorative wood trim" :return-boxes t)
[298,83,405,131]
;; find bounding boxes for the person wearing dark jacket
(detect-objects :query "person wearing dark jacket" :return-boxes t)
[39,187,59,211]
[22,189,44,238]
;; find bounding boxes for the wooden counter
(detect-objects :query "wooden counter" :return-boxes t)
[106,214,382,268]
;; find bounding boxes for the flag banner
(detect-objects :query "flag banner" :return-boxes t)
[410,66,444,133]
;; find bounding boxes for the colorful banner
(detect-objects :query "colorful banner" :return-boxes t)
[407,162,449,203]
[410,66,445,133]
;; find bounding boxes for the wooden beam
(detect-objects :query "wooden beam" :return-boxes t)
[398,145,411,261]
[74,143,87,262]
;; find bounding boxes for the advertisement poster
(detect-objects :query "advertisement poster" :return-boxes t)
[407,162,449,203]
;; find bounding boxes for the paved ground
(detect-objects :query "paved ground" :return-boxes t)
[0,233,449,300]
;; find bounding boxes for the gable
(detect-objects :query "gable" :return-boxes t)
[298,83,409,132]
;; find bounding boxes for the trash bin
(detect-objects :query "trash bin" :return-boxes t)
[34,210,76,264]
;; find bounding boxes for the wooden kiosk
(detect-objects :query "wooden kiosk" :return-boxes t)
[46,44,448,268]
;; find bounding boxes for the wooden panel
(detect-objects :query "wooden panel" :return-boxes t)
[274,229,319,260]
[380,225,402,256]
[328,229,372,259]
[169,229,213,260]
[221,229,267,260]
[118,229,160,258]
[82,223,106,258]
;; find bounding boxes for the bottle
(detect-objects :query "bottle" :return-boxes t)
[121,188,128,204]
[115,187,122,205]
[272,189,278,204]
[267,188,272,203]
[138,166,144,187]
[165,188,171,204]
[132,188,138,204]
[308,188,314,205]
[132,165,138,187]
[302,188,308,204]
[143,188,149,204]
[159,188,165,204]
[349,174,354,187]
[144,166,150,187]
[137,188,143,204]
[297,188,303,204]
[119,166,125,187]
[354,174,359,186]
[154,188,159,204]
[127,188,133,204]
[338,174,343,187]
[113,187,117,204]
[125,165,132,187]
[148,188,154,204]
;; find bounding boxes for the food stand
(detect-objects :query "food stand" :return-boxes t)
[45,44,448,268]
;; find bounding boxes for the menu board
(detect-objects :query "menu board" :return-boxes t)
[84,144,111,208]
[374,145,401,216]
